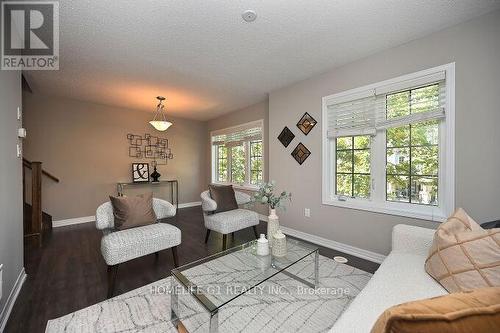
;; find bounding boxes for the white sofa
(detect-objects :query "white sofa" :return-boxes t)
[330,224,448,333]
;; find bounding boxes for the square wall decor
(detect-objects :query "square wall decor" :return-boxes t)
[296,112,317,135]
[291,143,311,165]
[277,126,295,147]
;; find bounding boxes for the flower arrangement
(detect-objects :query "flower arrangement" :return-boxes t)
[253,181,291,209]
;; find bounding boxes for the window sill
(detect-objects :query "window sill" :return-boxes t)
[322,197,447,222]
[212,182,259,192]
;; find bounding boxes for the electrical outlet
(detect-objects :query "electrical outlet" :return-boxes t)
[17,107,22,120]
[304,208,310,217]
[17,144,22,158]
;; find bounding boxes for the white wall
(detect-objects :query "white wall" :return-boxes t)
[269,10,500,255]
[0,70,24,326]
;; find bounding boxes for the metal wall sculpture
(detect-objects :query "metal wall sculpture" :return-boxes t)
[127,133,173,165]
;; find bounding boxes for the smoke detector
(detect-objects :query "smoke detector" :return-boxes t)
[242,10,257,22]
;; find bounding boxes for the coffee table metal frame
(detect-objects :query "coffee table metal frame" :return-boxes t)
[170,239,319,333]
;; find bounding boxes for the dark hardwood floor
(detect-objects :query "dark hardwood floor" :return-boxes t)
[5,206,378,333]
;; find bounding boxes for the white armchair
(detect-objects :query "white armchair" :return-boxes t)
[96,198,180,298]
[200,190,259,250]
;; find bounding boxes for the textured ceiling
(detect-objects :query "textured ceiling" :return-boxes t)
[25,0,500,121]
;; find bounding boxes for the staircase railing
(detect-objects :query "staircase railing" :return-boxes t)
[22,158,60,247]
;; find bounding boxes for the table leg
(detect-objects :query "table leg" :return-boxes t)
[314,250,319,287]
[170,276,179,324]
[209,310,219,333]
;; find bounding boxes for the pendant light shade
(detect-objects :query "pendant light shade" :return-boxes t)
[149,96,172,131]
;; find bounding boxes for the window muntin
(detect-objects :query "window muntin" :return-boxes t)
[250,140,263,185]
[216,145,228,182]
[335,136,371,198]
[386,121,439,205]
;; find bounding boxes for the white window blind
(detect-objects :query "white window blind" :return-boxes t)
[326,70,446,137]
[326,90,376,138]
[212,122,262,147]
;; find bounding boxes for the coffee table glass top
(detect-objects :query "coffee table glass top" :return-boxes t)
[171,238,318,313]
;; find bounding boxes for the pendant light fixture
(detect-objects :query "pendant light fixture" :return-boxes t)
[149,96,172,131]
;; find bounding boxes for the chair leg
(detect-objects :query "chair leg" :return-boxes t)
[204,229,211,243]
[252,226,259,239]
[231,232,234,239]
[107,264,118,299]
[222,234,227,251]
[171,246,179,268]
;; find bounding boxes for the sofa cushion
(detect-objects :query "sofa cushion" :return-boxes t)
[425,208,500,292]
[109,192,156,230]
[204,209,259,234]
[101,223,181,265]
[330,252,447,333]
[371,287,500,333]
[208,184,239,213]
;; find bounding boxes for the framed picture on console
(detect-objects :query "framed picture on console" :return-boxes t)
[132,163,150,183]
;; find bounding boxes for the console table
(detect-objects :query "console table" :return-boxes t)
[116,180,179,215]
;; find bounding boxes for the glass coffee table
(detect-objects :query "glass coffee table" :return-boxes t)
[170,238,319,333]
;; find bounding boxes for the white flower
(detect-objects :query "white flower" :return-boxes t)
[261,196,268,203]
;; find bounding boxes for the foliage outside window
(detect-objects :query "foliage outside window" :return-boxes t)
[386,85,439,205]
[230,144,246,184]
[250,141,263,185]
[216,145,228,182]
[335,136,371,198]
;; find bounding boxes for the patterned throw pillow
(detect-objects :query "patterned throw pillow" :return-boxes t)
[425,208,500,292]
[371,287,500,333]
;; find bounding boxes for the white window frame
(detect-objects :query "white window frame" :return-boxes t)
[322,63,455,222]
[211,119,264,191]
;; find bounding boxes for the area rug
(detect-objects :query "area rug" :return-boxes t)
[45,255,372,333]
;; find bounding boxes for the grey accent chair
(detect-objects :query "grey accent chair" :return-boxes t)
[201,190,259,250]
[96,198,180,298]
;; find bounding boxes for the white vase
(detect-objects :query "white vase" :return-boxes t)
[267,208,279,248]
[256,234,269,256]
[272,229,287,257]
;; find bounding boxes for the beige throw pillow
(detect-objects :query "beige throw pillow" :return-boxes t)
[109,192,157,230]
[425,208,500,293]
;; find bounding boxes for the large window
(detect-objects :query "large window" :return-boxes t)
[322,64,455,221]
[212,120,264,188]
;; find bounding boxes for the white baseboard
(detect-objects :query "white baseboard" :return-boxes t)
[0,268,26,332]
[52,202,202,228]
[53,216,95,228]
[257,215,385,264]
[178,201,201,208]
